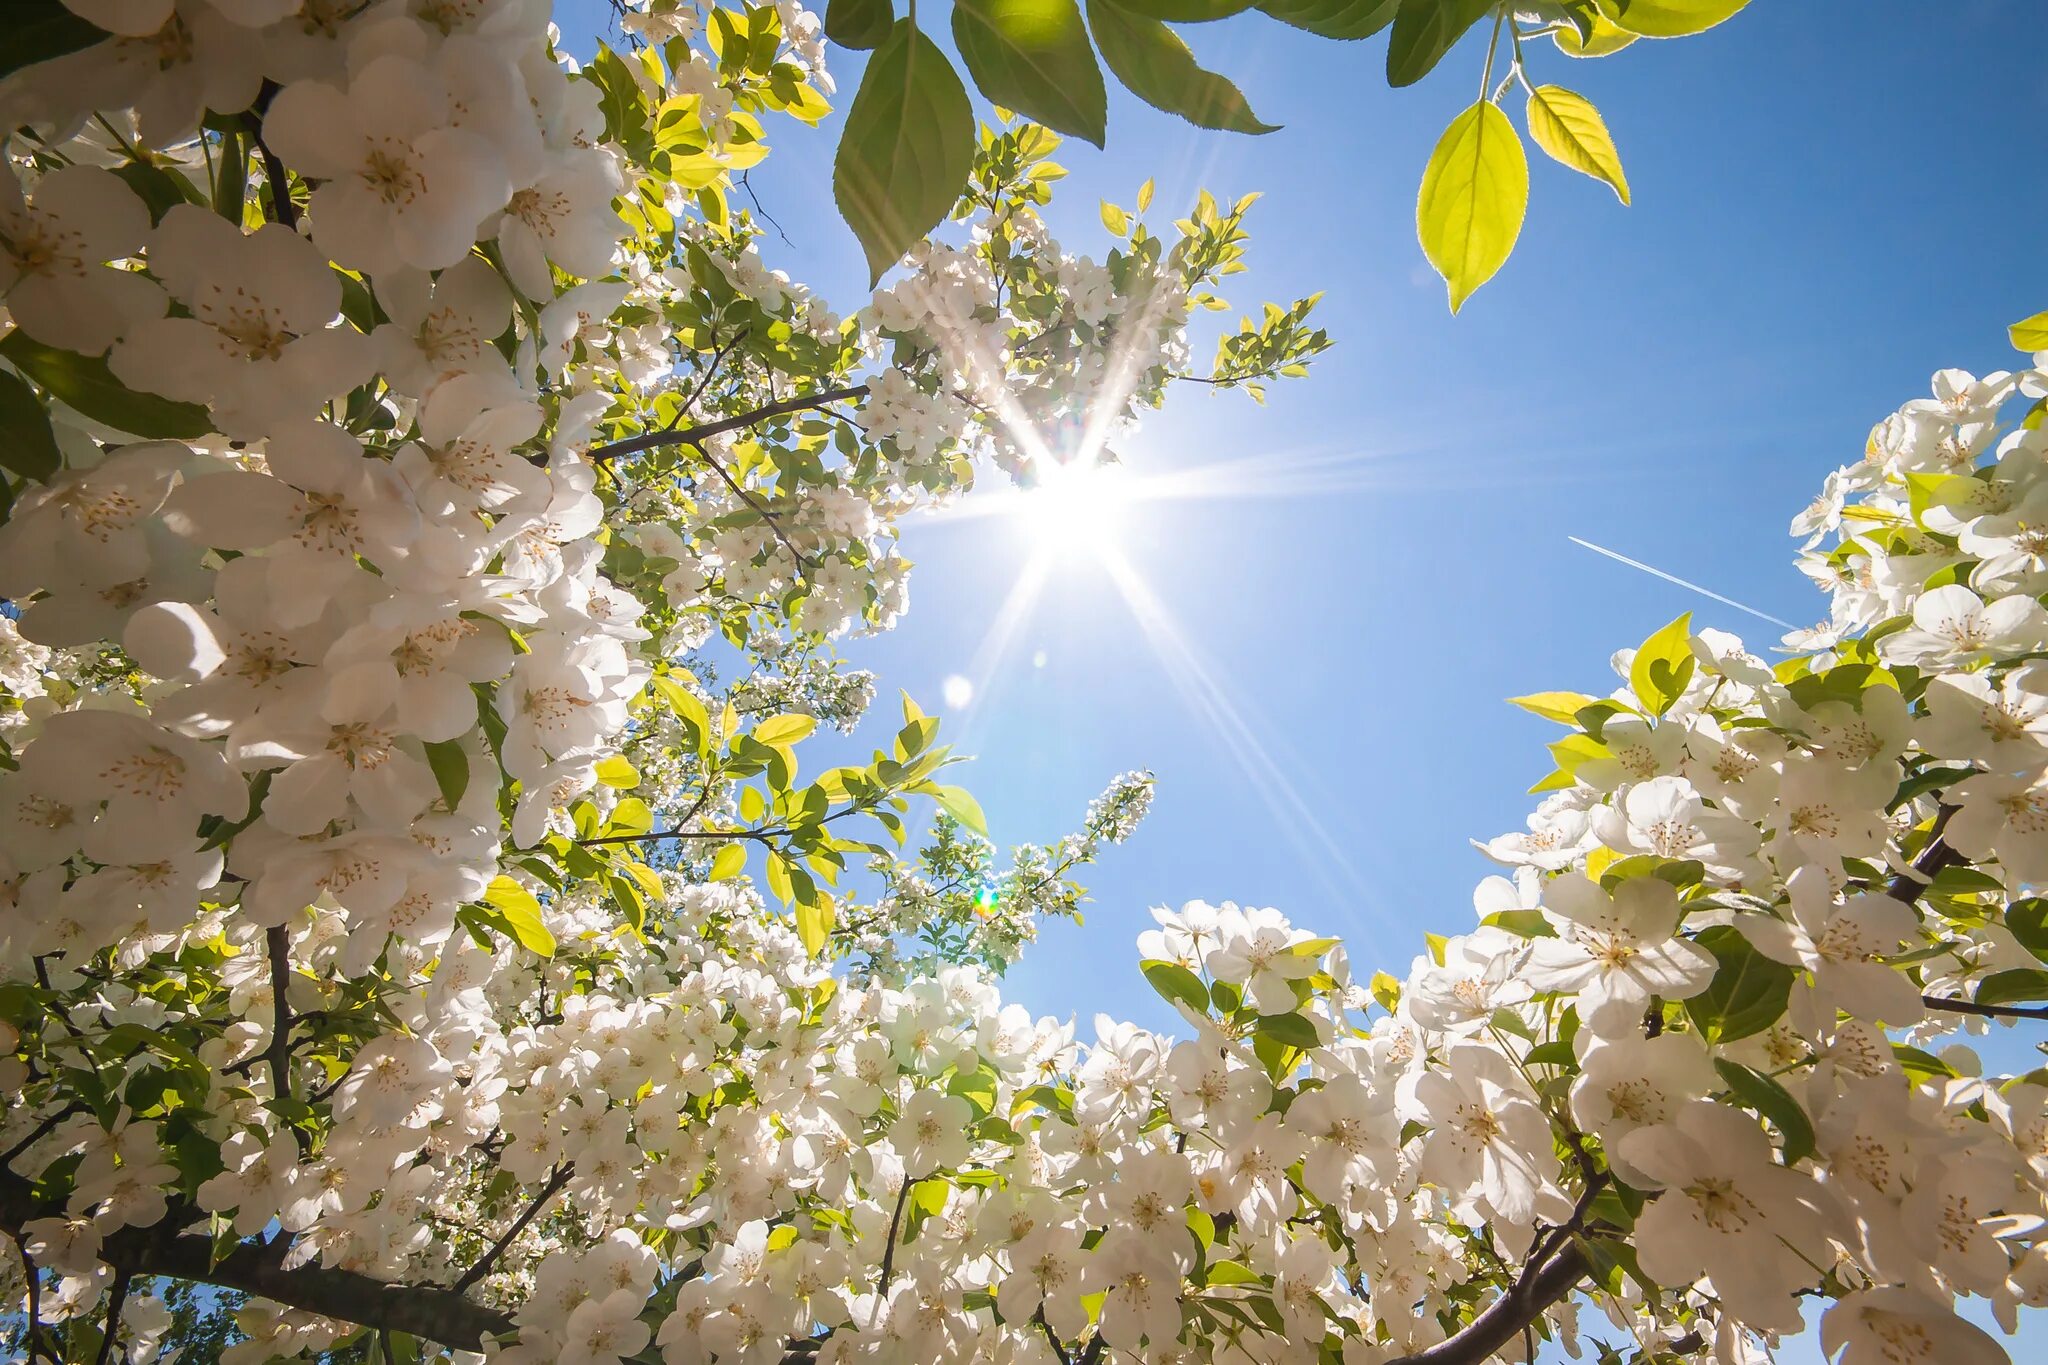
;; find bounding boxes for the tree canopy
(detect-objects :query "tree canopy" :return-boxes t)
[2,3,2047,1365]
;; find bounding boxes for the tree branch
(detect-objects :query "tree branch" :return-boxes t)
[1882,804,1961,904]
[1384,1242,1590,1365]
[691,439,812,572]
[1922,994,2048,1021]
[0,1174,513,1351]
[586,385,868,463]
[93,1267,132,1365]
[451,1163,572,1294]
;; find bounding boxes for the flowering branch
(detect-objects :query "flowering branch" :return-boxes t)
[451,1162,574,1294]
[1386,1242,1590,1365]
[585,386,869,463]
[0,1173,513,1349]
[1920,995,2048,1021]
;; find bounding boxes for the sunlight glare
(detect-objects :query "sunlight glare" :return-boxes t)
[1019,457,1132,557]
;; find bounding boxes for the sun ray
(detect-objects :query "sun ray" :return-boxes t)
[1097,546,1379,924]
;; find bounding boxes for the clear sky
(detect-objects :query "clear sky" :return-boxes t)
[558,3,2048,1357]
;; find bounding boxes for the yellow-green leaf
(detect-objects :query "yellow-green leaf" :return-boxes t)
[1100,200,1129,235]
[595,754,640,788]
[1629,612,1695,717]
[795,891,836,956]
[1507,691,1599,724]
[484,875,555,957]
[1593,0,1748,37]
[1417,100,1528,313]
[923,783,989,838]
[755,712,818,746]
[709,843,747,881]
[1525,84,1629,204]
[1553,10,1636,55]
[2011,311,2048,352]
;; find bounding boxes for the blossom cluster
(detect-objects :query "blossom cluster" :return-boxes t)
[10,0,2046,1364]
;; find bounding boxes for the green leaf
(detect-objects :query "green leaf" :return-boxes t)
[595,754,639,788]
[1112,0,1254,20]
[1100,200,1131,235]
[483,876,554,957]
[923,783,989,838]
[1974,968,2048,1008]
[605,796,655,838]
[947,1060,1000,1116]
[0,370,61,481]
[1525,84,1630,204]
[113,160,205,225]
[1141,959,1210,1016]
[1714,1059,1814,1166]
[1508,690,1599,724]
[1628,612,1695,717]
[1684,925,1794,1044]
[708,843,747,881]
[826,0,895,48]
[2,0,106,81]
[1385,0,1493,87]
[1205,1259,1261,1286]
[2007,899,2048,963]
[1256,0,1396,40]
[0,332,211,439]
[832,19,974,284]
[2010,311,2048,353]
[954,0,1109,145]
[1524,1039,1576,1067]
[422,739,469,810]
[795,891,836,957]
[1087,0,1277,134]
[755,712,818,746]
[1253,1012,1320,1049]
[1416,101,1528,313]
[1594,0,1749,38]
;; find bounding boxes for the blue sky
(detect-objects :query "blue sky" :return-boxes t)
[556,3,2048,1356]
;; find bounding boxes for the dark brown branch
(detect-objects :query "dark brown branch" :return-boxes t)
[586,385,867,463]
[691,439,812,572]
[1,1105,83,1167]
[0,1174,513,1350]
[10,1229,48,1364]
[264,924,294,1100]
[93,1268,132,1365]
[875,1177,915,1305]
[451,1163,572,1294]
[1882,804,1961,904]
[1922,994,2048,1021]
[1384,1242,1590,1365]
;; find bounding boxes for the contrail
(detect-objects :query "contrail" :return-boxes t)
[1568,536,1799,630]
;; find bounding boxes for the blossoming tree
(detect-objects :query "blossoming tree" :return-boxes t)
[3,1,2048,1365]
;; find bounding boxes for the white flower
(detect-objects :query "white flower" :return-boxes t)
[1524,874,1715,1036]
[0,164,163,355]
[109,206,374,439]
[263,54,513,277]
[1618,1100,1834,1332]
[1881,583,2048,667]
[1399,1043,1553,1225]
[890,1089,973,1175]
[1819,1287,2007,1365]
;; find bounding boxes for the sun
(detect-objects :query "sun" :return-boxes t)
[1016,456,1133,558]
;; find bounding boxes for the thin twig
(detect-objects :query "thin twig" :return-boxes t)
[10,1230,46,1364]
[692,439,812,572]
[451,1163,573,1294]
[586,386,867,463]
[1922,995,2048,1021]
[738,171,793,248]
[872,1177,916,1317]
[94,1268,132,1365]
